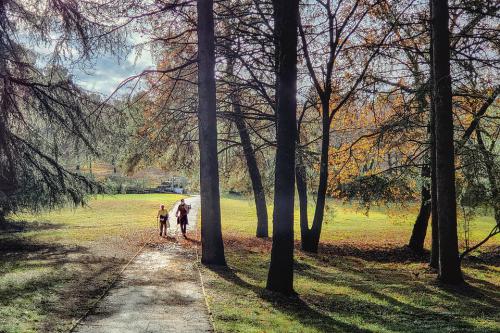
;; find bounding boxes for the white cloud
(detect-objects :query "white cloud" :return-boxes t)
[30,32,155,96]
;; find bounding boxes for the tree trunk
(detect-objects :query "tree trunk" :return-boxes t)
[409,65,432,254]
[476,129,499,225]
[266,0,299,295]
[301,104,329,253]
[296,148,310,246]
[231,95,269,238]
[428,2,439,269]
[409,164,431,252]
[431,0,463,283]
[429,109,439,269]
[75,140,81,171]
[0,20,16,204]
[197,0,226,266]
[430,110,439,269]
[225,51,269,238]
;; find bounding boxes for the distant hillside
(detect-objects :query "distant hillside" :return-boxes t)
[78,162,176,188]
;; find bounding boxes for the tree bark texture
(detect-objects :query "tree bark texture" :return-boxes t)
[197,0,226,266]
[428,1,439,269]
[431,0,463,283]
[300,102,330,253]
[231,93,269,238]
[266,0,299,294]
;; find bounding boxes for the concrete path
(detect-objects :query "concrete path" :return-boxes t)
[73,196,212,333]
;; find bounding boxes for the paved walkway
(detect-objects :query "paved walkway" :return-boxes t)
[73,196,212,333]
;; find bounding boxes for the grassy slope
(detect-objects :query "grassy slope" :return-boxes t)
[0,193,184,333]
[202,195,499,333]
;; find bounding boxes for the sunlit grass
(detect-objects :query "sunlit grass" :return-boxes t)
[0,193,184,333]
[219,194,497,247]
[1,193,497,333]
[11,194,184,243]
[202,194,500,333]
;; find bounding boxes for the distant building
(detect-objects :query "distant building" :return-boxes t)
[156,176,188,194]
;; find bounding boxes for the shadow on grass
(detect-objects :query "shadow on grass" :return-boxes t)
[0,219,128,332]
[466,249,500,266]
[207,264,371,333]
[0,219,65,233]
[311,243,430,263]
[295,261,484,332]
[438,276,500,310]
[205,235,500,333]
[295,254,498,314]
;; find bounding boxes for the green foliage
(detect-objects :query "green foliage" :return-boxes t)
[103,176,149,194]
[0,0,120,218]
[335,174,415,210]
[0,165,99,219]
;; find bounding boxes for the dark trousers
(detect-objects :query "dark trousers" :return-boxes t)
[160,222,167,236]
[180,222,187,234]
[178,215,188,234]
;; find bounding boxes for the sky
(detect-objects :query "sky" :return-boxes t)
[72,47,154,96]
[33,31,155,97]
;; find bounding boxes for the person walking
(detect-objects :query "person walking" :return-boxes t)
[176,199,190,238]
[157,204,169,237]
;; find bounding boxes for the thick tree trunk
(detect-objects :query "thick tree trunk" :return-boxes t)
[266,0,299,295]
[232,96,269,238]
[430,112,440,269]
[409,164,431,252]
[428,2,439,269]
[431,0,463,283]
[197,0,226,266]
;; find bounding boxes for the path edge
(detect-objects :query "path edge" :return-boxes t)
[67,198,184,333]
[192,195,218,333]
[67,196,217,333]
[67,232,154,332]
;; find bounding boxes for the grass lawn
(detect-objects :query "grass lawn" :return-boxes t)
[1,193,498,333]
[0,193,184,333]
[201,195,500,333]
